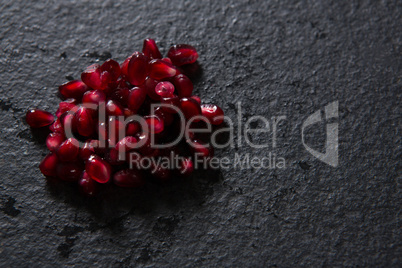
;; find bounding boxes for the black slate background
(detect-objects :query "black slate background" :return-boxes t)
[0,0,401,266]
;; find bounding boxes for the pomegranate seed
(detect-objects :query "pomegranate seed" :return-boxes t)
[56,162,84,182]
[115,136,138,153]
[110,88,130,107]
[120,53,134,77]
[114,169,145,188]
[79,171,98,196]
[100,59,121,83]
[154,106,174,126]
[39,153,59,177]
[126,121,141,136]
[190,95,201,105]
[108,117,126,147]
[46,132,65,152]
[127,86,147,111]
[59,80,88,100]
[81,64,103,90]
[26,109,55,128]
[74,107,95,137]
[105,148,126,166]
[79,140,98,161]
[50,118,63,133]
[123,108,134,117]
[161,57,172,65]
[82,89,106,106]
[180,97,201,120]
[171,74,193,97]
[179,158,194,176]
[56,99,77,118]
[60,112,76,135]
[57,138,80,162]
[105,100,124,116]
[145,115,164,134]
[142,38,162,59]
[86,155,112,183]
[201,104,224,125]
[155,81,175,97]
[167,44,198,66]
[149,59,177,80]
[161,95,180,114]
[144,77,161,100]
[127,52,149,86]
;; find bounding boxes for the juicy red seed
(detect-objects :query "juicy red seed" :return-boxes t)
[97,122,108,145]
[79,140,98,161]
[56,99,77,118]
[149,59,177,80]
[144,77,161,100]
[161,57,172,65]
[26,109,55,128]
[60,112,76,134]
[74,107,95,137]
[201,104,224,125]
[79,171,98,197]
[191,95,201,104]
[82,89,106,107]
[81,64,103,90]
[113,169,145,188]
[145,115,164,134]
[180,97,201,120]
[155,81,175,97]
[126,121,141,136]
[86,155,112,183]
[46,133,65,152]
[191,140,214,158]
[59,80,89,100]
[167,44,198,66]
[115,136,139,153]
[171,74,193,97]
[50,119,64,133]
[179,158,194,176]
[110,88,130,107]
[127,86,147,111]
[56,162,84,182]
[120,54,133,77]
[142,38,162,59]
[100,59,121,82]
[106,100,124,116]
[57,138,80,162]
[154,106,174,126]
[105,148,126,166]
[127,52,149,86]
[39,153,59,177]
[161,95,180,114]
[124,108,134,117]
[108,117,126,147]
[151,165,171,181]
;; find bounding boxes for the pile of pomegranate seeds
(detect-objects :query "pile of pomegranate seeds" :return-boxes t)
[26,39,224,197]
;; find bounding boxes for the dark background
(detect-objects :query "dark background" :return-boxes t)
[0,0,400,266]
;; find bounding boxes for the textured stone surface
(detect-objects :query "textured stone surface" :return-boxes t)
[0,0,400,266]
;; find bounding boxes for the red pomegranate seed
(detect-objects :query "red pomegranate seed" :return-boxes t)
[126,121,141,136]
[149,59,177,80]
[79,171,98,196]
[123,108,134,117]
[167,44,198,66]
[115,136,139,153]
[56,99,77,118]
[74,107,95,137]
[144,77,161,100]
[142,38,162,59]
[105,148,126,165]
[161,95,180,114]
[110,88,130,107]
[39,153,59,177]
[180,97,201,120]
[113,169,145,188]
[155,81,175,97]
[108,117,126,147]
[46,132,65,152]
[50,118,63,133]
[201,104,224,125]
[82,89,106,106]
[171,74,193,97]
[81,64,103,90]
[154,106,174,126]
[106,100,124,116]
[145,115,164,134]
[57,138,80,162]
[179,158,194,176]
[97,121,108,145]
[161,57,172,65]
[59,80,88,100]
[26,109,55,128]
[100,59,121,83]
[86,155,112,183]
[127,86,147,111]
[127,52,149,86]
[60,112,76,135]
[120,53,134,77]
[190,95,201,104]
[79,140,98,161]
[56,162,84,182]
